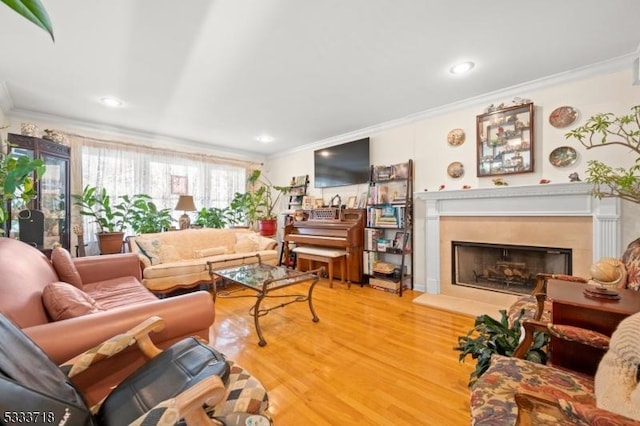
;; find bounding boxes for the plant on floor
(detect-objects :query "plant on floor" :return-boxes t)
[454,309,548,387]
[0,140,45,229]
[565,104,640,204]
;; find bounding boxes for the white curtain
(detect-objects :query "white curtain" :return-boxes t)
[68,135,254,254]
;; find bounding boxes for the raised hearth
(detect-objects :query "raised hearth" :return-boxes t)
[415,183,620,300]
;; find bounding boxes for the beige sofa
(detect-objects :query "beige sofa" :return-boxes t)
[128,228,279,294]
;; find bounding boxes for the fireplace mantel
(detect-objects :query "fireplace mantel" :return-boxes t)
[414,183,620,294]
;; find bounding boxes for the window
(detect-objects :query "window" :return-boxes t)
[78,141,248,247]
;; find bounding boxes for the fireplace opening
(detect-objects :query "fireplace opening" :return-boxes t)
[452,241,572,295]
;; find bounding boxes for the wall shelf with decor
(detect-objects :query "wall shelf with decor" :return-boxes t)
[363,159,413,296]
[476,102,534,177]
[286,175,309,211]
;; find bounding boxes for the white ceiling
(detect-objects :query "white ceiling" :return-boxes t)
[1,0,639,159]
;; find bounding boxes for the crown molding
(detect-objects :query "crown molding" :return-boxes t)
[269,52,637,159]
[5,107,266,163]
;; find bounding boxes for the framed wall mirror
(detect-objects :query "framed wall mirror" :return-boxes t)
[476,102,534,177]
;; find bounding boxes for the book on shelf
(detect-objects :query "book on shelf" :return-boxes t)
[366,206,405,227]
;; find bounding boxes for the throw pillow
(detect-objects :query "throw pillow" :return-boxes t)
[234,233,259,253]
[194,246,229,258]
[42,281,105,321]
[257,235,277,251]
[136,238,163,265]
[50,247,83,288]
[158,245,182,263]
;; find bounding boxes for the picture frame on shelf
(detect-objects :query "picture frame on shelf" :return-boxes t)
[347,196,357,209]
[302,196,315,210]
[476,102,535,177]
[357,192,368,208]
[314,198,324,209]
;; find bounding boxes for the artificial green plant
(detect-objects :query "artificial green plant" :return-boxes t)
[565,105,640,204]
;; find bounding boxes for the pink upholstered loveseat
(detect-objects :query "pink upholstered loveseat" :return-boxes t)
[0,237,214,405]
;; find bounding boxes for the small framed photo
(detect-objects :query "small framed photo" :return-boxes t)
[357,192,368,208]
[302,196,315,210]
[347,196,357,209]
[171,175,188,194]
[314,198,324,209]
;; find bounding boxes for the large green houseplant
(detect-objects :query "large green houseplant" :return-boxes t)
[126,194,175,234]
[454,310,548,387]
[195,206,227,229]
[565,104,640,204]
[245,169,290,236]
[0,141,45,231]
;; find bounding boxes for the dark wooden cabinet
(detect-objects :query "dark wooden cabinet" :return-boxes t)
[5,133,71,251]
[548,280,640,375]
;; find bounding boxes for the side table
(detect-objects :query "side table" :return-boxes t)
[548,280,640,375]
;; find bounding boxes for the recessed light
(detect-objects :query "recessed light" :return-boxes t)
[256,135,274,143]
[449,61,475,75]
[99,96,124,107]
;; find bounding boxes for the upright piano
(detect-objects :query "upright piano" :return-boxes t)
[283,208,365,283]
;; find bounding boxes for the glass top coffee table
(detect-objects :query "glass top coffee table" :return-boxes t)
[207,254,323,346]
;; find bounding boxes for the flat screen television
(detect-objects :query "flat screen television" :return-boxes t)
[314,138,370,188]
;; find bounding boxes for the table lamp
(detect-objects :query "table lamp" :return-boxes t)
[175,195,197,230]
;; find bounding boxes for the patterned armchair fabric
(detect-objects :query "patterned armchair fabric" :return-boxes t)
[470,312,640,425]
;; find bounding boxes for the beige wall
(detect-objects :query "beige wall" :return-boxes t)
[266,68,640,290]
[438,216,592,307]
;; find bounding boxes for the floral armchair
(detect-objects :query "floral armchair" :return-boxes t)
[470,312,640,425]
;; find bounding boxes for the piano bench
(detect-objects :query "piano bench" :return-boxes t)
[292,246,348,288]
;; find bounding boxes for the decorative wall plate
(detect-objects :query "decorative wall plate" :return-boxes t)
[549,146,578,167]
[549,106,578,128]
[447,161,464,178]
[447,128,465,146]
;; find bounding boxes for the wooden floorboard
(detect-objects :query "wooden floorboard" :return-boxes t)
[209,280,476,425]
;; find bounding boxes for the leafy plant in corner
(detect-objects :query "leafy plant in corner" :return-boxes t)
[0,140,45,230]
[73,186,127,233]
[565,105,640,204]
[454,309,548,387]
[246,169,290,222]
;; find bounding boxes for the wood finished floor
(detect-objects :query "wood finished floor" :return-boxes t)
[209,280,475,425]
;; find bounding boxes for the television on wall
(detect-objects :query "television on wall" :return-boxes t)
[314,138,370,188]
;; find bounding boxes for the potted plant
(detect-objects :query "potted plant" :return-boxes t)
[565,104,640,204]
[195,206,227,229]
[0,141,45,231]
[245,170,290,236]
[72,185,130,254]
[127,194,175,234]
[454,310,548,386]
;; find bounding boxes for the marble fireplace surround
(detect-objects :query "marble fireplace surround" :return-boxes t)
[415,182,620,307]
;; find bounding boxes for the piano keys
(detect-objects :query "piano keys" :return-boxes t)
[283,209,365,283]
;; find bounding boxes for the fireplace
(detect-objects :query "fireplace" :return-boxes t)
[452,241,572,295]
[415,182,621,306]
